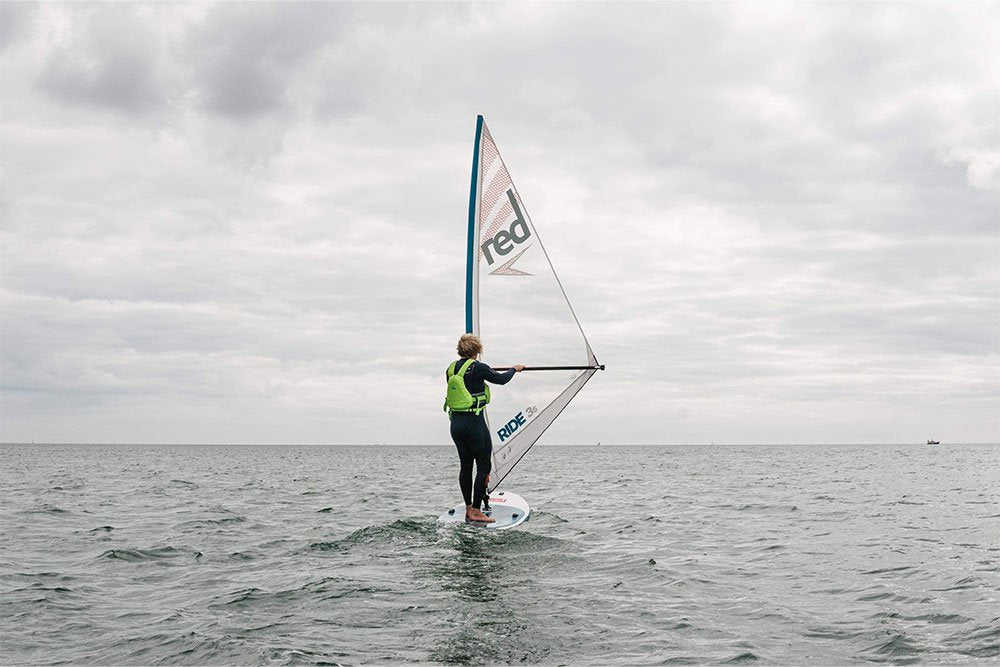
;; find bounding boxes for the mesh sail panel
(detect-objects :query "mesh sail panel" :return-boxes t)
[470,119,598,491]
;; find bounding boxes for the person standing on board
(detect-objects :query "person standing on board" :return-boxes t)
[444,333,524,523]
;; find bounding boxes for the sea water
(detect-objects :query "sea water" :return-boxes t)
[1,443,998,665]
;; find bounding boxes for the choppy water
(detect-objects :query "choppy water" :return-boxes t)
[1,443,998,665]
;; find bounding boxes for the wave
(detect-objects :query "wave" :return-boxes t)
[88,525,115,533]
[804,626,865,640]
[208,579,392,609]
[309,518,437,554]
[933,575,983,591]
[89,632,250,666]
[97,546,202,562]
[859,592,932,604]
[208,587,268,607]
[9,584,79,595]
[860,632,923,660]
[860,564,917,576]
[906,613,972,624]
[733,503,799,513]
[238,479,272,490]
[24,504,71,515]
[721,651,762,663]
[174,514,247,530]
[49,481,86,491]
[953,623,1000,658]
[529,509,569,523]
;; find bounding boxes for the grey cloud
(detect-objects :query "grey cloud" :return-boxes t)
[184,2,352,119]
[2,2,997,444]
[36,5,167,114]
[0,2,36,52]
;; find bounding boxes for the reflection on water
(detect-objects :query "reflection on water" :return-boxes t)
[437,528,504,602]
[426,527,520,665]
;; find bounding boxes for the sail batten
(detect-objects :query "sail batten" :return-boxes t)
[466,115,602,492]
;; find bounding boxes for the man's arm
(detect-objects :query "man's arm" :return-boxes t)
[478,363,517,385]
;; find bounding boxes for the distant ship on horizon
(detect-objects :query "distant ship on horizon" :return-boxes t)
[927,439,940,445]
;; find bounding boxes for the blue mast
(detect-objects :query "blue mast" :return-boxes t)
[465,115,484,334]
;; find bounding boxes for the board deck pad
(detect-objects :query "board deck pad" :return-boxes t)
[438,490,530,530]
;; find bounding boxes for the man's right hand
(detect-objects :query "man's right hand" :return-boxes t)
[512,364,526,372]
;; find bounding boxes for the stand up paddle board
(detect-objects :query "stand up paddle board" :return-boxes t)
[437,490,530,530]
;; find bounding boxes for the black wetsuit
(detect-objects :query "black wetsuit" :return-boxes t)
[448,359,516,509]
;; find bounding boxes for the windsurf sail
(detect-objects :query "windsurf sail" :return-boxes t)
[465,115,604,492]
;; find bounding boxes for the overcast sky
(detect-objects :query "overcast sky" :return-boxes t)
[1,2,997,445]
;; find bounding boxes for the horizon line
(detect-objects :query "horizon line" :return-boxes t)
[2,441,996,447]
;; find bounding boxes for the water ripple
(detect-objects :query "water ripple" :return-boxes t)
[1,442,997,665]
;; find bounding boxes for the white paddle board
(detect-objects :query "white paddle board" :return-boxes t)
[437,490,530,530]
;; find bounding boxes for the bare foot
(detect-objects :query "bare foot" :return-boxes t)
[466,509,495,523]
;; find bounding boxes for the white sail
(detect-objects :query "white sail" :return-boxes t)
[465,116,602,491]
